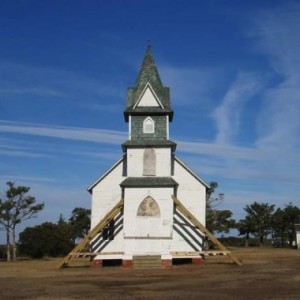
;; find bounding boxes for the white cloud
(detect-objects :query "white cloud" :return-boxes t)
[0,175,57,184]
[0,61,123,110]
[1,119,299,186]
[253,3,300,150]
[0,149,50,158]
[178,140,260,161]
[183,2,300,189]
[0,120,127,144]
[213,71,264,144]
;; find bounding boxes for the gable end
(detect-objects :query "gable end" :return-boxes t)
[87,157,124,193]
[133,83,164,109]
[174,156,210,189]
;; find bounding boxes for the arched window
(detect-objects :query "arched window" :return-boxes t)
[137,196,160,217]
[143,117,154,133]
[143,148,156,175]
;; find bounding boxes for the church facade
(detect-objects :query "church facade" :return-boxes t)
[88,47,209,267]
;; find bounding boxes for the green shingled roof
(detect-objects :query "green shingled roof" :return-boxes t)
[125,47,173,120]
[135,47,163,90]
[120,177,178,188]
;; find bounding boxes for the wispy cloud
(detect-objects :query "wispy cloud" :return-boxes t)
[0,175,57,184]
[182,2,300,189]
[252,3,300,150]
[0,120,127,144]
[0,61,123,110]
[213,71,264,144]
[178,142,300,185]
[0,149,50,158]
[178,140,260,161]
[1,119,299,186]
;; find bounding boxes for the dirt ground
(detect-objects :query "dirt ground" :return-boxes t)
[0,247,299,300]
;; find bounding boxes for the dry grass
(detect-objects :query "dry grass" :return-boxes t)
[0,247,299,299]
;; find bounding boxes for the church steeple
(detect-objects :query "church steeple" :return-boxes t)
[122,47,176,153]
[124,47,173,122]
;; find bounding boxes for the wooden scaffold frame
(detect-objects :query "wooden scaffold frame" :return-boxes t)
[57,198,124,269]
[58,195,242,268]
[172,195,242,266]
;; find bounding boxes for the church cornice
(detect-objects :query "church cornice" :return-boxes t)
[123,107,174,122]
[120,177,178,188]
[122,140,177,152]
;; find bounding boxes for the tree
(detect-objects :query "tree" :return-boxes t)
[272,208,286,246]
[206,182,236,233]
[68,207,91,242]
[18,221,74,258]
[272,203,300,246]
[237,216,256,247]
[242,201,275,247]
[0,181,44,261]
[281,203,300,246]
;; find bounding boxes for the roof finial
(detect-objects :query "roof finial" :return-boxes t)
[146,39,152,51]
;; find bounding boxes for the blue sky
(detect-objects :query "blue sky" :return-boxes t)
[1,0,300,238]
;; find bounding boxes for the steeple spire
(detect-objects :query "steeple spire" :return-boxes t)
[124,46,173,123]
[135,45,163,90]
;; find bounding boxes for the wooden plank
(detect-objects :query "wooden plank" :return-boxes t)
[202,251,230,256]
[170,251,230,257]
[171,251,201,256]
[57,198,124,269]
[172,196,242,266]
[69,251,124,256]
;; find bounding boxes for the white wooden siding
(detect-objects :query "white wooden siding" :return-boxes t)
[123,187,173,255]
[127,148,171,177]
[173,159,206,225]
[91,160,125,255]
[170,159,206,252]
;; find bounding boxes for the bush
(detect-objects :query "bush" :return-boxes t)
[218,236,245,247]
[18,222,74,258]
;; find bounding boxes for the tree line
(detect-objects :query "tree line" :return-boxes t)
[207,182,300,247]
[1,181,299,260]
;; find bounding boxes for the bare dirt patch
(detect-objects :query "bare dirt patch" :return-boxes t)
[0,247,299,299]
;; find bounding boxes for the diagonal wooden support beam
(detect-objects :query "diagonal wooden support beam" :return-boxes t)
[58,198,124,269]
[172,195,242,266]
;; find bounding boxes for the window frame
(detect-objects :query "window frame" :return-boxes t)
[143,117,155,134]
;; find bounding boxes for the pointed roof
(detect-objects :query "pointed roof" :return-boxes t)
[124,46,173,121]
[135,46,163,91]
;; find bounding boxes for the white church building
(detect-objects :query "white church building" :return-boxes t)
[87,47,210,268]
